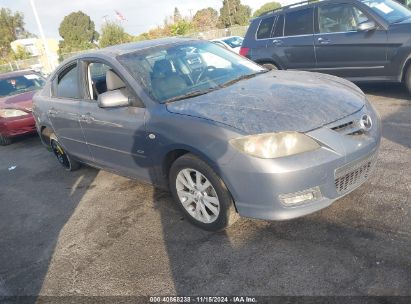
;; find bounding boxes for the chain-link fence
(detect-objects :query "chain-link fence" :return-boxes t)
[0,57,43,74]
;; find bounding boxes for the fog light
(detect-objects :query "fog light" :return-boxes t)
[279,187,322,206]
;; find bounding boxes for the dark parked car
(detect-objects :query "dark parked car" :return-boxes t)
[33,38,381,231]
[241,0,411,93]
[0,70,45,145]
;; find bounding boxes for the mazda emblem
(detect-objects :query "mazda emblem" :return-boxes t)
[359,114,373,131]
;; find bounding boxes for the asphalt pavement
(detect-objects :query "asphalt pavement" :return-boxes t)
[0,84,410,298]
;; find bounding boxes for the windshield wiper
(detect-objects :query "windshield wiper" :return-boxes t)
[165,87,220,103]
[219,71,268,88]
[164,70,268,103]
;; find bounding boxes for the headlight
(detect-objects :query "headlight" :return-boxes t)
[229,132,320,159]
[0,109,28,118]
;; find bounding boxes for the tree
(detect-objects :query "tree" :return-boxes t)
[174,7,182,23]
[12,45,30,60]
[0,8,30,63]
[252,2,281,18]
[99,22,132,48]
[58,11,99,54]
[170,20,193,36]
[218,0,251,28]
[193,8,219,31]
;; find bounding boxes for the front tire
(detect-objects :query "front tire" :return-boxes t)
[0,134,12,146]
[169,154,238,231]
[50,134,80,171]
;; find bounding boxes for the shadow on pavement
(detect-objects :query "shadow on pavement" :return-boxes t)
[0,137,98,300]
[153,187,411,295]
[358,83,410,100]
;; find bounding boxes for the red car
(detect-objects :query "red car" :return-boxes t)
[0,70,45,145]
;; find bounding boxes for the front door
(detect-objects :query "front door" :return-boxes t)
[313,2,388,78]
[78,61,152,182]
[48,62,91,161]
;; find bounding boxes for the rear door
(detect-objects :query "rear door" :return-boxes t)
[78,60,152,181]
[249,15,277,62]
[313,2,388,78]
[48,62,92,161]
[267,7,316,70]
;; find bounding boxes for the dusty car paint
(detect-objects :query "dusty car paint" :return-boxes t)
[167,70,366,134]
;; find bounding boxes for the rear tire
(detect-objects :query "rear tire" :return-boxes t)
[169,153,238,231]
[50,134,80,171]
[404,66,411,94]
[262,63,278,70]
[0,134,12,146]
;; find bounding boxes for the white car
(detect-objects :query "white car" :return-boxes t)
[211,36,244,54]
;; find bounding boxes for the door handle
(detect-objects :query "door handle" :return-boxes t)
[317,37,331,45]
[48,108,58,117]
[272,39,283,46]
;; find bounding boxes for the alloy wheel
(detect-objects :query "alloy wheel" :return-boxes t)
[175,168,220,224]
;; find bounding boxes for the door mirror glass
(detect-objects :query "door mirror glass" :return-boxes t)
[98,90,130,108]
[358,20,376,31]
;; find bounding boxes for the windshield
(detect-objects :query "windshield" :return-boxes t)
[223,37,244,48]
[361,0,411,23]
[0,74,45,98]
[117,41,265,103]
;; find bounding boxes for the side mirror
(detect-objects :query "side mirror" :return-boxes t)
[358,20,376,31]
[98,90,130,108]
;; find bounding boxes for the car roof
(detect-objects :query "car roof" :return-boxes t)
[0,69,38,80]
[68,37,195,60]
[253,0,361,20]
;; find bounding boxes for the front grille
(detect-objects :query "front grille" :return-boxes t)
[331,121,354,132]
[327,107,370,136]
[334,152,377,194]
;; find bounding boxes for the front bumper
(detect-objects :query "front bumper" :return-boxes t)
[0,114,36,137]
[220,104,381,221]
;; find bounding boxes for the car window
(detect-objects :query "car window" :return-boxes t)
[273,15,284,37]
[55,64,80,99]
[223,37,243,48]
[257,16,275,39]
[117,41,265,103]
[88,62,111,100]
[361,0,411,23]
[284,8,314,36]
[319,4,370,33]
[0,74,45,98]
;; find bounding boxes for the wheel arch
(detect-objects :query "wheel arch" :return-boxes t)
[255,58,282,70]
[162,145,223,182]
[163,146,239,213]
[401,55,411,82]
[39,125,54,149]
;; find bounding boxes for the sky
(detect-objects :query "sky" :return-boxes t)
[0,0,296,40]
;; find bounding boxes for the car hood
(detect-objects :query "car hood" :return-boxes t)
[0,91,35,111]
[166,70,365,134]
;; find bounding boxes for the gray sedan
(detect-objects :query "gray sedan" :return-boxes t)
[33,38,381,231]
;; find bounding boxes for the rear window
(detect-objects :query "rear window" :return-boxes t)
[256,16,275,39]
[0,74,45,98]
[284,8,314,36]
